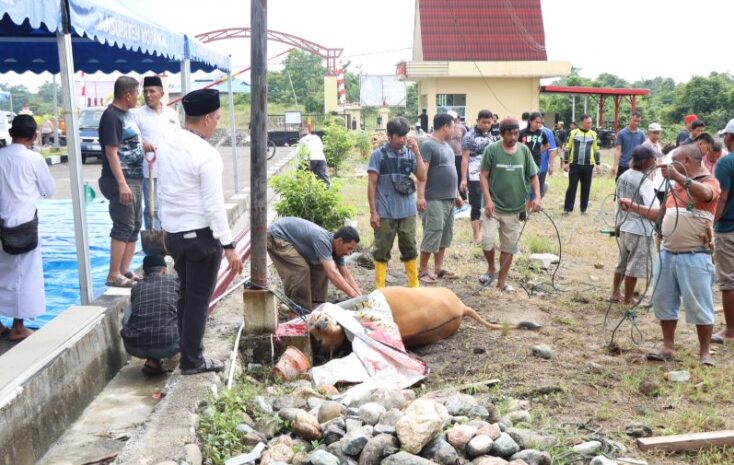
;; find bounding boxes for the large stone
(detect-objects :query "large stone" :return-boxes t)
[254,417,280,439]
[323,422,346,445]
[531,344,553,360]
[292,386,323,399]
[359,402,386,425]
[261,443,294,464]
[254,396,274,414]
[318,401,345,424]
[346,418,364,433]
[529,253,559,270]
[590,456,619,465]
[309,449,340,465]
[510,449,552,465]
[491,433,520,458]
[291,451,309,465]
[379,408,403,427]
[444,394,480,416]
[381,451,433,465]
[292,411,322,440]
[184,444,202,465]
[500,410,531,427]
[420,435,461,465]
[447,424,478,451]
[472,457,509,465]
[316,384,340,396]
[278,407,308,422]
[374,423,396,435]
[467,404,491,420]
[272,396,307,411]
[505,428,552,449]
[353,387,408,410]
[477,423,502,440]
[342,431,370,456]
[308,397,326,410]
[572,440,603,456]
[358,433,398,465]
[395,399,450,454]
[467,435,494,458]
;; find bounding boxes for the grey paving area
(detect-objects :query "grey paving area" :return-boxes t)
[48,145,292,200]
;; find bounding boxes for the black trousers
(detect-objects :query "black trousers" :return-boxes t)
[615,164,629,181]
[165,227,222,370]
[468,180,482,221]
[564,164,594,213]
[309,160,330,187]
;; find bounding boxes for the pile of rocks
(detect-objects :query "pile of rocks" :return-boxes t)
[229,382,558,465]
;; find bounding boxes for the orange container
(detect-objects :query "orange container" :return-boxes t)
[273,346,311,381]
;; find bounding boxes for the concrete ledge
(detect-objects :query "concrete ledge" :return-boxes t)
[0,301,128,465]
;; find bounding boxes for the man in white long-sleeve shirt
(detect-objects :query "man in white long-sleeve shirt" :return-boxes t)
[0,115,55,341]
[157,89,243,375]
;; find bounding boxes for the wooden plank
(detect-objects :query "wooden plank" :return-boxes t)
[637,430,734,452]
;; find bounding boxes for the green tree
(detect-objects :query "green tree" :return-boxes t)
[323,120,353,175]
[281,50,326,113]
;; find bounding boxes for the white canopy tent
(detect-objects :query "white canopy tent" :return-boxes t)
[0,0,232,304]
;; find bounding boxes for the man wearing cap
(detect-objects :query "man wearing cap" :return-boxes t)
[0,115,55,341]
[446,110,467,201]
[295,126,329,187]
[157,89,244,375]
[479,117,541,292]
[611,145,659,304]
[677,114,698,147]
[681,120,706,146]
[713,118,734,344]
[613,111,645,180]
[121,255,179,376]
[98,76,145,288]
[620,143,720,366]
[133,76,180,230]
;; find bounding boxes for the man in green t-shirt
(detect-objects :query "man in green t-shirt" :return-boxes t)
[479,117,541,292]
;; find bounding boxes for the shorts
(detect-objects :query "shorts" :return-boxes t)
[420,199,454,253]
[481,211,523,254]
[714,231,734,290]
[99,176,143,243]
[614,231,652,278]
[651,250,715,325]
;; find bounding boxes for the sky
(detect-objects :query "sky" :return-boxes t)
[5,0,734,89]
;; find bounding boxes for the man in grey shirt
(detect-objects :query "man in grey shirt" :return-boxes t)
[418,113,463,283]
[267,217,362,310]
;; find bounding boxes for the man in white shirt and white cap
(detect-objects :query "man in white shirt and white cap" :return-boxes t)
[157,88,243,375]
[133,75,180,230]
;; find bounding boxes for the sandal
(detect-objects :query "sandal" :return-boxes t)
[500,283,515,293]
[124,271,143,282]
[181,358,225,376]
[700,355,717,367]
[105,276,135,288]
[418,270,437,284]
[479,272,495,285]
[711,333,734,344]
[436,270,459,280]
[141,359,166,376]
[646,350,676,362]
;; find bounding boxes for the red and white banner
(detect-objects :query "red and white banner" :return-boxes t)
[336,65,346,105]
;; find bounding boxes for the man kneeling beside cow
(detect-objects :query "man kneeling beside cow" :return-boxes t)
[266,217,539,353]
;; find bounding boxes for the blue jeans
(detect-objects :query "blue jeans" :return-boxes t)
[651,250,715,325]
[143,177,161,230]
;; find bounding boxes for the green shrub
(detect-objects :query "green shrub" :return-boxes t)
[352,131,372,158]
[323,122,353,175]
[270,169,355,231]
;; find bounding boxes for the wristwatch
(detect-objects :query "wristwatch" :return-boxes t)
[223,241,236,250]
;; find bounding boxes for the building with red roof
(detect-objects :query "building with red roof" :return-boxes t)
[399,0,570,123]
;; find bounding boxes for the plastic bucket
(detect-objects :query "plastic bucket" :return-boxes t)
[272,346,311,381]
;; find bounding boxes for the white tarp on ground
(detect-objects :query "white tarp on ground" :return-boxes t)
[310,292,428,389]
[359,75,407,107]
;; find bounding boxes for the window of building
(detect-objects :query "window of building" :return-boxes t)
[436,94,466,118]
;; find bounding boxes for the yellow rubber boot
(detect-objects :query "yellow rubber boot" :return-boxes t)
[404,259,420,288]
[374,261,388,289]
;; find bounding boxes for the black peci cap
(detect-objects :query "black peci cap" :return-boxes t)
[143,76,163,88]
[182,89,220,116]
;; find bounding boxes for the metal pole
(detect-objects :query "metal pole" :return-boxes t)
[227,71,239,193]
[180,58,191,96]
[571,95,575,123]
[52,74,60,148]
[583,96,588,114]
[56,32,94,304]
[250,0,268,287]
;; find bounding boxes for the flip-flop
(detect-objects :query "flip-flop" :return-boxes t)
[436,269,459,280]
[646,351,677,362]
[479,272,495,285]
[500,283,515,293]
[8,329,33,342]
[700,355,717,367]
[141,359,166,376]
[711,333,734,344]
[419,271,437,284]
[105,276,135,288]
[181,358,225,376]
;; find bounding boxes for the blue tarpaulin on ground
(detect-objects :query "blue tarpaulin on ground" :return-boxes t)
[0,0,230,74]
